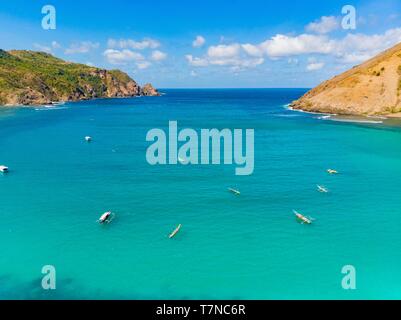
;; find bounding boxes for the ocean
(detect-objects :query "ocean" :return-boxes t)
[1,89,401,299]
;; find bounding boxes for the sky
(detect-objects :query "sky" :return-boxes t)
[1,0,401,88]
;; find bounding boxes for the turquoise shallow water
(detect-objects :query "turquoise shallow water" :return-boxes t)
[1,89,401,299]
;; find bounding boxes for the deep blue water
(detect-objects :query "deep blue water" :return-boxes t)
[1,89,401,299]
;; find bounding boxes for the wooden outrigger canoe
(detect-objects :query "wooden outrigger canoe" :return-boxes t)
[228,188,241,196]
[294,210,313,225]
[98,211,112,224]
[327,169,338,175]
[169,224,182,239]
[317,185,329,193]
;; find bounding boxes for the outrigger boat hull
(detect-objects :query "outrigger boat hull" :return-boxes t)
[294,211,313,224]
[169,224,182,239]
[99,211,112,224]
[327,169,338,174]
[0,166,9,173]
[317,185,329,193]
[228,188,241,196]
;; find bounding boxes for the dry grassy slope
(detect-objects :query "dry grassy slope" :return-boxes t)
[291,42,401,116]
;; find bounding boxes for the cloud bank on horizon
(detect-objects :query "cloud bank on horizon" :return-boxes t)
[1,0,401,88]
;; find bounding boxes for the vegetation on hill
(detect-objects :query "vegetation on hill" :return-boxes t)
[0,50,159,106]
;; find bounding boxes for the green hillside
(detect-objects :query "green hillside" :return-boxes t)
[0,50,157,106]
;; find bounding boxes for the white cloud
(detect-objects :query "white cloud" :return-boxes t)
[33,41,61,54]
[186,48,264,69]
[323,28,401,64]
[107,39,118,48]
[184,27,401,73]
[107,38,160,50]
[241,34,336,59]
[190,70,198,77]
[186,41,265,70]
[185,54,209,67]
[306,61,325,71]
[306,16,339,34]
[103,49,145,64]
[65,41,99,54]
[338,53,373,64]
[136,61,152,69]
[259,34,335,58]
[33,43,52,54]
[241,44,264,57]
[207,43,241,58]
[151,50,167,61]
[209,57,264,68]
[51,41,61,49]
[238,27,401,65]
[105,38,162,67]
[192,35,206,48]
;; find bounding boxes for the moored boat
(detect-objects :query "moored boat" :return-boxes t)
[0,165,9,173]
[294,210,313,224]
[228,188,241,196]
[98,211,112,224]
[169,224,182,239]
[317,185,329,193]
[327,169,338,174]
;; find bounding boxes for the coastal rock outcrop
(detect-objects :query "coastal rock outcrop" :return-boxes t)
[0,50,159,106]
[141,83,160,96]
[290,42,401,117]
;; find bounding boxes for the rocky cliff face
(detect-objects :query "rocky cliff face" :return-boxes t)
[0,50,159,106]
[290,42,401,117]
[141,83,160,96]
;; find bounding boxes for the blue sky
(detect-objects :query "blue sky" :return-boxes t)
[1,0,401,88]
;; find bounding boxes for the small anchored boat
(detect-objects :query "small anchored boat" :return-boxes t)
[317,185,329,193]
[228,188,241,196]
[98,211,113,224]
[294,210,314,225]
[0,165,9,173]
[327,169,338,174]
[85,136,92,142]
[169,224,182,239]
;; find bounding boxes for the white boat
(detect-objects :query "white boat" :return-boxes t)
[317,185,329,193]
[327,169,338,174]
[294,210,314,225]
[98,211,112,224]
[228,188,241,196]
[0,165,9,173]
[85,136,92,142]
[169,224,182,239]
